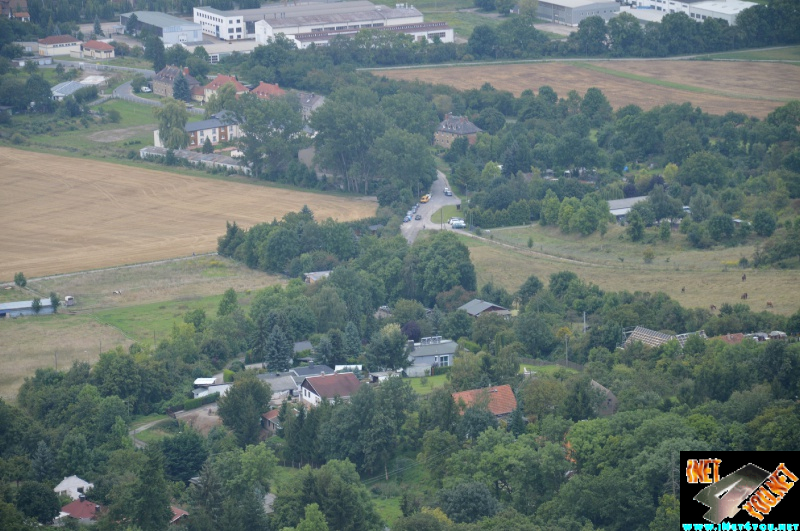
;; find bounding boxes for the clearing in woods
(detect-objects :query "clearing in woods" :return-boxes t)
[374,60,800,117]
[0,147,377,281]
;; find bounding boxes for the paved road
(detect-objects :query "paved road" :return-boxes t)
[400,170,462,244]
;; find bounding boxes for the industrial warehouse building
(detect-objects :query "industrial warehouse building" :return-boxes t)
[0,299,54,318]
[537,0,620,25]
[120,11,203,45]
[629,0,756,25]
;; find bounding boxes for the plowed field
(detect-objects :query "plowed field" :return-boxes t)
[375,60,800,117]
[0,148,377,280]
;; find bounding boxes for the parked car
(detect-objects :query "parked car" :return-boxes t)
[444,187,452,196]
[420,194,431,203]
[140,86,152,93]
[448,217,464,225]
[404,215,411,222]
[415,214,422,220]
[452,221,466,229]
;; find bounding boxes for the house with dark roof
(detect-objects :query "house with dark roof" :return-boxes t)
[251,81,285,100]
[434,113,481,148]
[80,40,115,59]
[406,337,458,377]
[298,92,325,121]
[291,364,335,379]
[152,65,200,99]
[38,35,81,56]
[457,299,510,319]
[256,372,301,402]
[452,384,517,418]
[202,74,248,103]
[300,372,361,406]
[154,111,242,149]
[51,80,88,101]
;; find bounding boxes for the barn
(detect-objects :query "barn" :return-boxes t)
[0,298,54,318]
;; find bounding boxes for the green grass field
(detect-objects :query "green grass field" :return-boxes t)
[433,11,502,39]
[431,204,462,225]
[408,374,449,395]
[698,45,800,62]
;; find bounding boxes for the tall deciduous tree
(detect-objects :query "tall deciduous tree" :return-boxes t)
[154,99,189,150]
[366,323,409,370]
[15,481,60,524]
[132,447,172,531]
[218,372,272,447]
[235,93,304,178]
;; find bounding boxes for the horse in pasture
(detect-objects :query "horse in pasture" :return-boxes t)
[767,301,774,309]
[741,293,748,300]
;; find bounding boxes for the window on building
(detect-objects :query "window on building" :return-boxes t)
[441,355,450,367]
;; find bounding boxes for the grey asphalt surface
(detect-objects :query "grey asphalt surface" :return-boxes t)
[400,170,462,244]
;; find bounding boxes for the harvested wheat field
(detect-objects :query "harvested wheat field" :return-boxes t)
[376,60,800,117]
[0,147,377,280]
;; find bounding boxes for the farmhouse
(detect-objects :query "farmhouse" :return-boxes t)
[434,113,481,148]
[120,11,203,45]
[537,0,619,25]
[55,476,94,501]
[452,384,518,418]
[152,65,200,99]
[79,40,115,59]
[457,299,510,318]
[0,298,54,317]
[406,336,457,377]
[37,35,81,56]
[300,372,361,406]
[607,196,648,223]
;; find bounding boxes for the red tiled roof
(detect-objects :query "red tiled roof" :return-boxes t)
[251,81,285,100]
[14,11,29,17]
[305,373,361,399]
[61,500,100,520]
[170,506,189,524]
[204,74,247,93]
[452,385,517,417]
[84,40,114,51]
[38,35,80,45]
[261,409,280,420]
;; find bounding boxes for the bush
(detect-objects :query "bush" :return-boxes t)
[223,369,234,382]
[184,392,219,411]
[10,132,26,144]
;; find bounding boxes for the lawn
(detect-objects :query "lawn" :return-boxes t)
[408,374,449,395]
[456,224,800,315]
[432,11,502,39]
[431,205,462,225]
[697,45,800,62]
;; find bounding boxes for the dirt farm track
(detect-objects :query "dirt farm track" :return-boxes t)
[0,148,377,280]
[376,60,800,118]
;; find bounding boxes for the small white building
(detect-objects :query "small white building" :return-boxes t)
[54,476,94,501]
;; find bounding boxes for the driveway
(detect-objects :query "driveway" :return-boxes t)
[400,170,462,244]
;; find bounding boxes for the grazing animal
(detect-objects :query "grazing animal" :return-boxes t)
[742,273,746,282]
[767,301,774,308]
[113,290,122,295]
[741,292,748,300]
[681,286,685,293]
[710,304,717,311]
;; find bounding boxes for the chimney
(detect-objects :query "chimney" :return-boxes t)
[183,67,189,75]
[79,494,86,502]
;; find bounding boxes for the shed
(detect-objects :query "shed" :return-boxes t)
[0,298,54,318]
[607,196,648,223]
[457,299,510,318]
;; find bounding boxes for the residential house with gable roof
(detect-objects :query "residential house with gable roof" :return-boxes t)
[152,65,200,99]
[457,299,510,319]
[406,336,458,377]
[154,110,242,149]
[60,498,102,523]
[54,476,93,501]
[452,384,517,419]
[434,113,481,148]
[80,40,115,59]
[300,372,361,406]
[202,74,248,103]
[250,81,285,100]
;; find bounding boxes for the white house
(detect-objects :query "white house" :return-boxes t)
[300,372,361,407]
[54,476,94,501]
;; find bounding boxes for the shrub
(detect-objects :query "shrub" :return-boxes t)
[223,369,234,382]
[184,392,219,411]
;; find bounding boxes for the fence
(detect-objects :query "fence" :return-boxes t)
[519,357,584,372]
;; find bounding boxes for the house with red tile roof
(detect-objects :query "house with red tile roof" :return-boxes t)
[300,372,361,407]
[202,74,248,103]
[261,409,282,433]
[452,384,517,418]
[38,35,81,57]
[60,499,102,522]
[81,40,115,59]
[250,81,285,100]
[170,506,189,524]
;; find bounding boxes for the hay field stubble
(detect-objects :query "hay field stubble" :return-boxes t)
[0,147,377,280]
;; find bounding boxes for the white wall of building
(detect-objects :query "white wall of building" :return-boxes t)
[631,0,756,24]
